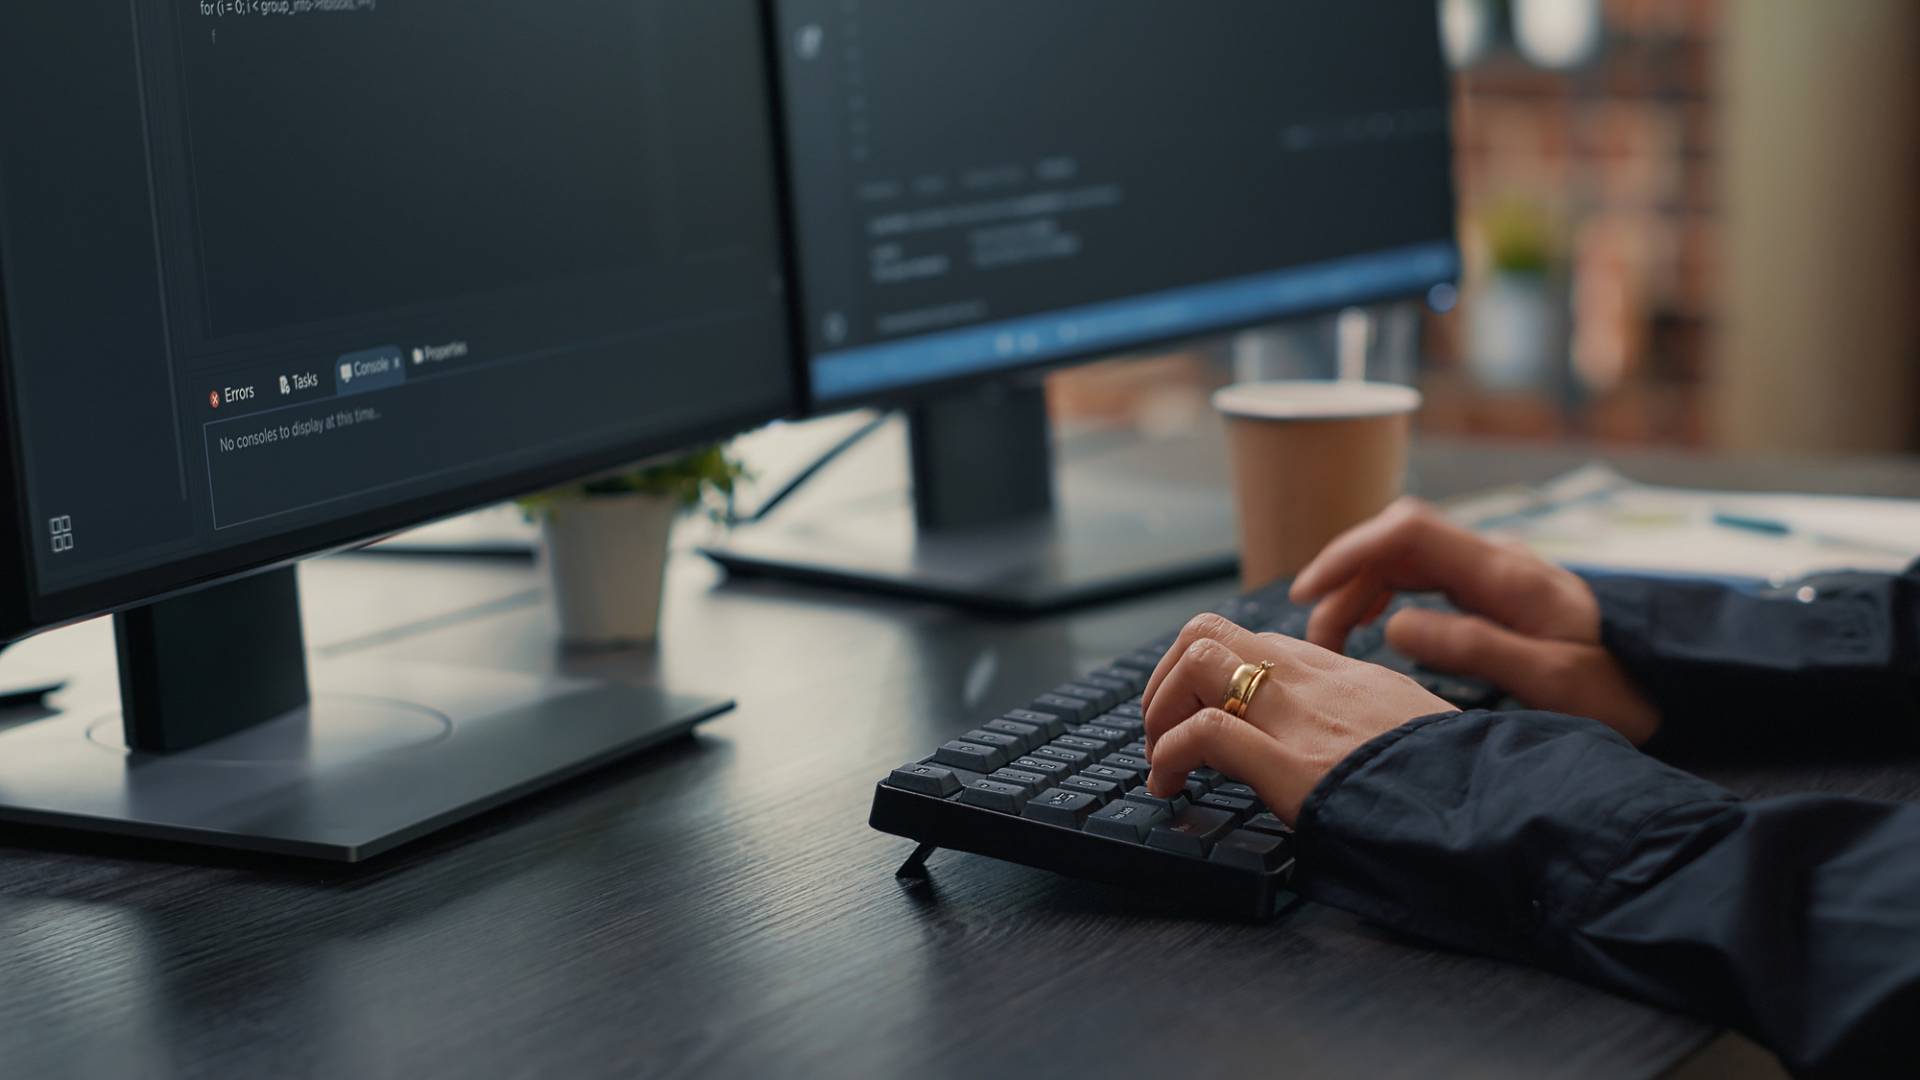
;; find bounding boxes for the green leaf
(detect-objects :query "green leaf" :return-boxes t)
[517,443,752,524]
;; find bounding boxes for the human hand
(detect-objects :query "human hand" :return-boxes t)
[1139,614,1452,823]
[1289,498,1661,745]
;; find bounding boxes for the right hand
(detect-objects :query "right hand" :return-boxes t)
[1288,498,1662,746]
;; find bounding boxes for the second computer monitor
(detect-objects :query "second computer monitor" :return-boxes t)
[774,0,1460,407]
[714,2,1459,612]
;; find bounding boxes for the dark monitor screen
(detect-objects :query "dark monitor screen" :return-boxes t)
[773,0,1460,407]
[0,1,793,633]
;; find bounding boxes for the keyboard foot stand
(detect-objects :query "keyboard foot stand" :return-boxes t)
[895,843,938,880]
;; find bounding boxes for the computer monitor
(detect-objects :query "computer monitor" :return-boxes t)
[0,2,794,857]
[709,0,1460,612]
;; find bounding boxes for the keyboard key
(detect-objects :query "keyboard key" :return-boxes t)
[1031,744,1093,768]
[1055,683,1118,712]
[1032,693,1097,725]
[1190,768,1225,788]
[927,762,987,787]
[1104,753,1151,774]
[1010,756,1075,784]
[1244,813,1293,838]
[991,768,1051,796]
[1216,598,1265,623]
[1214,783,1261,802]
[1059,775,1120,804]
[960,729,1025,758]
[1372,649,1418,675]
[1209,828,1289,873]
[1106,699,1144,718]
[1123,786,1190,816]
[1052,735,1109,756]
[934,739,1008,772]
[1023,788,1100,828]
[1080,675,1134,700]
[1147,806,1238,858]
[1095,713,1144,736]
[1085,800,1168,843]
[1183,778,1211,801]
[1347,623,1386,657]
[959,779,1031,814]
[1068,725,1128,748]
[1078,763,1140,788]
[982,719,1041,753]
[1423,675,1499,710]
[1003,709,1068,740]
[1197,792,1257,823]
[888,763,962,798]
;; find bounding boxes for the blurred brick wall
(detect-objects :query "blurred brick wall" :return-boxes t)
[1422,0,1723,445]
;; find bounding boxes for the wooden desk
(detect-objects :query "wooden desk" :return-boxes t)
[2,439,1915,1078]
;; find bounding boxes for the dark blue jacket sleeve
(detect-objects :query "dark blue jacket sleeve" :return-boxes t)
[1585,561,1920,758]
[1294,709,1920,1078]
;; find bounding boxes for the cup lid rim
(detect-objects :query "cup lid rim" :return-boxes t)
[1212,380,1423,421]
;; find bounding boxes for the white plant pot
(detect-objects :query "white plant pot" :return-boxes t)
[538,493,678,648]
[1467,272,1564,391]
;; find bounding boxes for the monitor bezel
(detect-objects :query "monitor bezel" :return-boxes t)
[0,3,805,646]
[798,269,1461,416]
[761,0,1461,419]
[0,367,793,645]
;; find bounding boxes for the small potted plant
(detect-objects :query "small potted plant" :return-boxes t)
[1466,197,1568,392]
[519,445,744,648]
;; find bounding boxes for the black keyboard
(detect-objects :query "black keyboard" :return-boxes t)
[869,579,1506,920]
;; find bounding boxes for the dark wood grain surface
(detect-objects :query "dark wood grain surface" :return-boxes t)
[2,435,1916,1079]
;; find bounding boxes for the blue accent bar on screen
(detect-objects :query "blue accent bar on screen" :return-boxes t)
[811,240,1460,401]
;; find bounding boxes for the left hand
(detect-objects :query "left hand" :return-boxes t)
[1140,613,1452,824]
[1289,498,1661,746]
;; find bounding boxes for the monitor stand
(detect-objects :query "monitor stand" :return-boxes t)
[704,383,1241,614]
[0,568,729,861]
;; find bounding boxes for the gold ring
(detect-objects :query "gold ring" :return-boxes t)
[1223,661,1274,719]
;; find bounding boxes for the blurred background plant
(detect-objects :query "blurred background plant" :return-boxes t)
[518,445,747,524]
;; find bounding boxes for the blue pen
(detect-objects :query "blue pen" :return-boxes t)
[1712,511,1913,558]
[1711,512,1792,537]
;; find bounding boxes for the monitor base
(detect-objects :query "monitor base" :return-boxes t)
[706,385,1243,614]
[705,482,1240,614]
[0,661,728,862]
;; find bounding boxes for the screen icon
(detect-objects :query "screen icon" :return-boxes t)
[208,390,220,410]
[48,516,73,554]
[339,361,354,384]
[279,375,292,395]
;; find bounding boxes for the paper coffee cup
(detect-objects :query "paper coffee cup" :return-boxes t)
[1213,380,1422,591]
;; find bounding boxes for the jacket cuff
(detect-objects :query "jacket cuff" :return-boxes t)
[1581,569,1917,758]
[1293,709,1736,963]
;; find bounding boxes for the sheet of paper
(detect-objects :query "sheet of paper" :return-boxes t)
[1444,465,1920,583]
